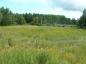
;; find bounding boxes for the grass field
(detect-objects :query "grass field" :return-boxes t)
[0,25,86,64]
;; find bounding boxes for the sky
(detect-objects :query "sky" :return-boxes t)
[0,0,86,19]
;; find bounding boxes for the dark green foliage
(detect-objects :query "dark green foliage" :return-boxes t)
[0,7,77,26]
[0,12,2,23]
[24,13,33,23]
[71,18,76,25]
[36,52,48,64]
[78,9,86,28]
[1,14,15,26]
[15,14,26,25]
[31,14,76,26]
[0,7,15,25]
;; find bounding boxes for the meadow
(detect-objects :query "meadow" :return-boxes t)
[0,25,86,64]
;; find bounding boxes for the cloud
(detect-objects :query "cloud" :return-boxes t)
[30,8,82,19]
[9,0,48,4]
[9,0,86,11]
[8,0,83,19]
[49,0,86,11]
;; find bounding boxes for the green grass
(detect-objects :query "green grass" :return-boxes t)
[0,25,86,64]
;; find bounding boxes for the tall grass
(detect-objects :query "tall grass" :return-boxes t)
[0,25,86,64]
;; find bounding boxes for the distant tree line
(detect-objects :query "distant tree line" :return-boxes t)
[0,7,76,26]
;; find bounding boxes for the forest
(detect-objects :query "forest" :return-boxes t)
[0,7,76,26]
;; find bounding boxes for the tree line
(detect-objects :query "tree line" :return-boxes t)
[0,7,77,26]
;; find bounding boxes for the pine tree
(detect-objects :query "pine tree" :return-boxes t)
[78,9,86,28]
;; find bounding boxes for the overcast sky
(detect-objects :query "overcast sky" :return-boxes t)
[0,0,85,19]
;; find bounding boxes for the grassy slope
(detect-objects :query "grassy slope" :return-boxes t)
[0,25,86,64]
